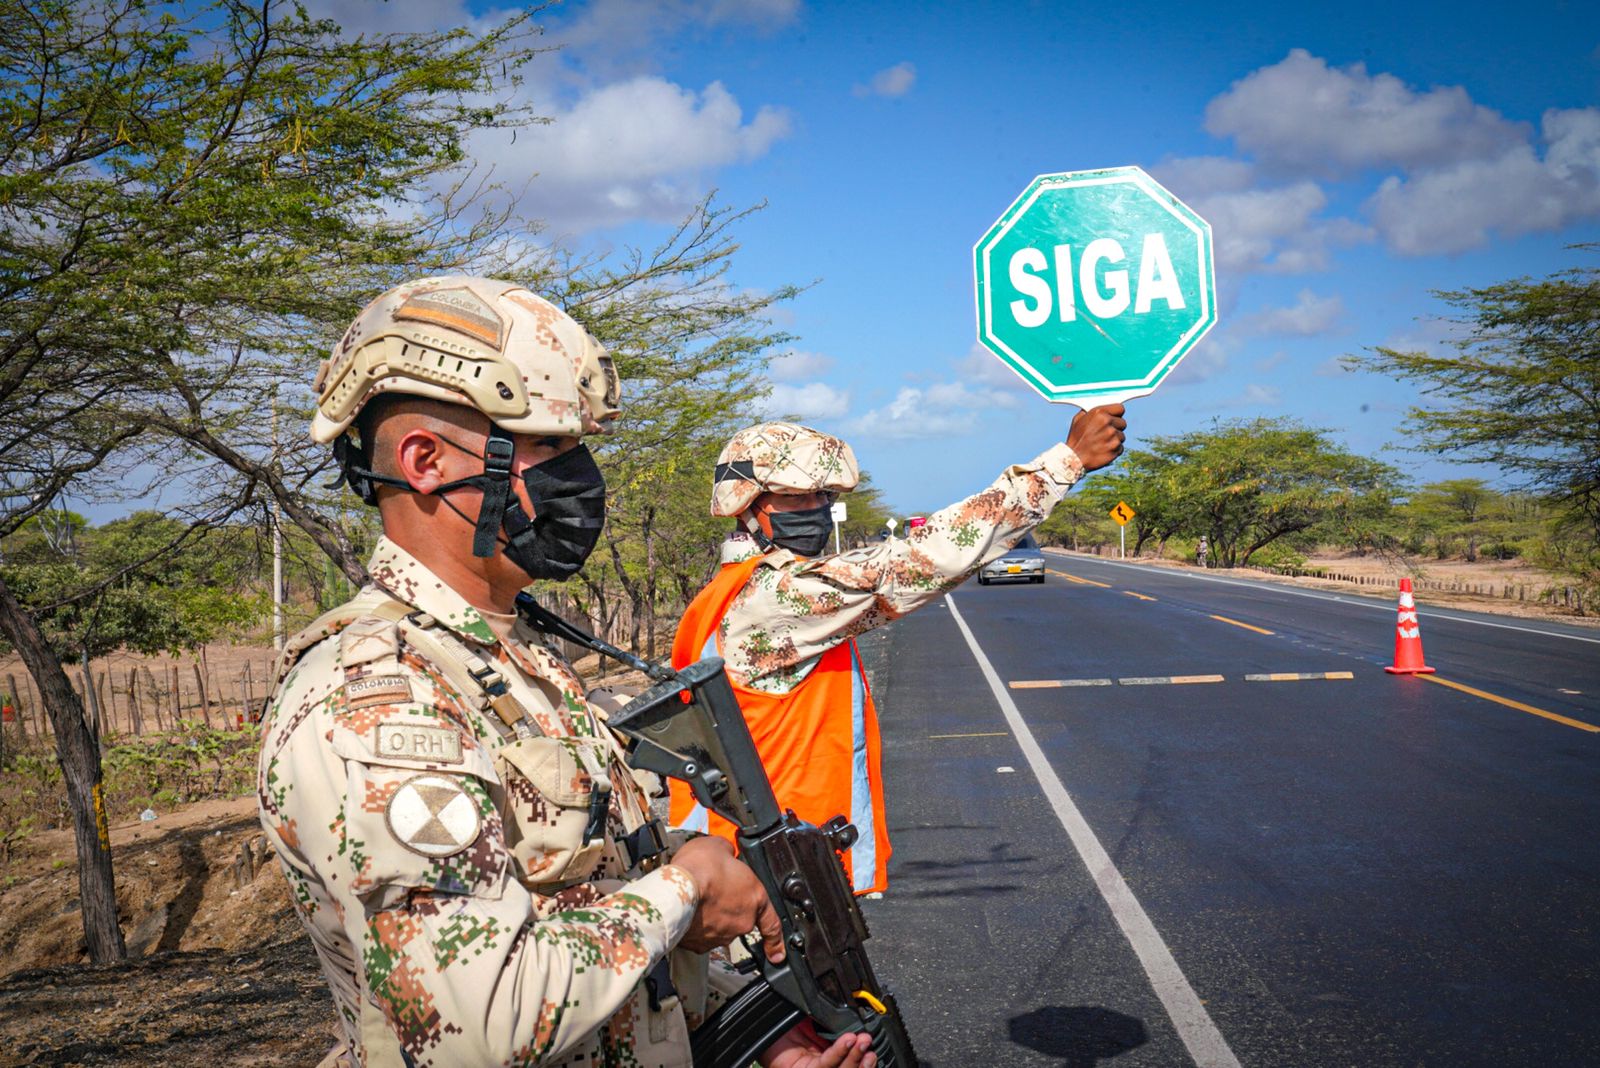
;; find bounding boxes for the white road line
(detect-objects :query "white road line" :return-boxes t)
[1043,551,1600,646]
[946,595,1242,1068]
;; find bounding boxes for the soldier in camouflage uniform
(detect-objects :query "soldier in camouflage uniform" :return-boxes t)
[669,411,1127,894]
[258,276,874,1068]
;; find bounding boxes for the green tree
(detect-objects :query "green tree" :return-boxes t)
[836,474,893,548]
[1033,494,1118,552]
[1347,255,1600,593]
[1402,479,1493,560]
[0,0,540,962]
[1107,419,1402,568]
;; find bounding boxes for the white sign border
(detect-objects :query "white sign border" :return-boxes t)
[974,166,1217,407]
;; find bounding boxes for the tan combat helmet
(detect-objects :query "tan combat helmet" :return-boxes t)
[314,276,621,561]
[312,275,619,444]
[711,421,860,518]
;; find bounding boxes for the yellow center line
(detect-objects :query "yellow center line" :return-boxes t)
[1245,672,1355,682]
[1420,674,1600,733]
[1210,614,1274,635]
[927,731,1011,739]
[1047,568,1112,588]
[1122,590,1156,601]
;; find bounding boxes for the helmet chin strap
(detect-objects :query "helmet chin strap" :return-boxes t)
[740,509,775,550]
[467,425,516,558]
[331,424,518,559]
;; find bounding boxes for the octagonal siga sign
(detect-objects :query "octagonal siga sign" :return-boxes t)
[974,166,1216,407]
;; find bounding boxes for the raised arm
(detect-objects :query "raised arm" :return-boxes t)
[717,405,1127,687]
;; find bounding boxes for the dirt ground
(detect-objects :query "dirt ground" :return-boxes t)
[0,650,653,1067]
[0,796,338,1066]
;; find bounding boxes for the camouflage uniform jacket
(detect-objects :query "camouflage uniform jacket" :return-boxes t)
[717,442,1085,693]
[258,537,728,1067]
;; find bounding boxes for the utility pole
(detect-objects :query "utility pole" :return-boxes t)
[271,390,284,652]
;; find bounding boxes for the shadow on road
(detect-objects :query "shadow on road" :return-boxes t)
[1007,1006,1149,1067]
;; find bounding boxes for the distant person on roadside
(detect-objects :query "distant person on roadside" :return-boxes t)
[669,406,1127,894]
[1197,535,1209,569]
[257,277,873,1068]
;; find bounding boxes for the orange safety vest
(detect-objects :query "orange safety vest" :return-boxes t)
[668,556,891,894]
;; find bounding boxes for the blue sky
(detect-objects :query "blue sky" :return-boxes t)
[331,0,1600,512]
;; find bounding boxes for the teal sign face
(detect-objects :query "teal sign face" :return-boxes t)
[974,166,1216,407]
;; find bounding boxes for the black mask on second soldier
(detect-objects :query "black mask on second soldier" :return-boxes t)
[500,443,608,581]
[761,503,834,558]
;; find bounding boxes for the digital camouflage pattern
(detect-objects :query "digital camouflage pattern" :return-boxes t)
[716,442,1086,693]
[311,275,617,444]
[259,537,743,1067]
[710,421,861,518]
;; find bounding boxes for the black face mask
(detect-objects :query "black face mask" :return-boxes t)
[761,503,834,558]
[499,443,607,581]
[334,426,606,581]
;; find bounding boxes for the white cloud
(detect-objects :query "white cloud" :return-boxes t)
[1197,50,1600,256]
[307,0,795,235]
[1236,290,1346,337]
[1367,107,1600,254]
[1190,383,1282,412]
[1155,157,1371,274]
[1254,351,1288,372]
[955,343,1034,392]
[759,382,851,421]
[482,78,791,232]
[854,61,917,98]
[311,0,483,35]
[1205,49,1527,177]
[769,350,836,382]
[555,0,801,76]
[1165,330,1236,385]
[847,381,1020,440]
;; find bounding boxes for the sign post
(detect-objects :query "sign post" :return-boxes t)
[831,500,847,554]
[1109,500,1136,559]
[975,166,1216,407]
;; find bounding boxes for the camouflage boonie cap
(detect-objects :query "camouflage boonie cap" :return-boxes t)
[310,276,621,443]
[711,422,860,517]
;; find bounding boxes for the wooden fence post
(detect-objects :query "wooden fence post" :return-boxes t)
[95,671,110,736]
[6,673,25,741]
[141,666,162,731]
[127,668,139,735]
[193,662,213,728]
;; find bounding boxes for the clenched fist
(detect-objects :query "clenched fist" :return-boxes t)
[1065,403,1127,472]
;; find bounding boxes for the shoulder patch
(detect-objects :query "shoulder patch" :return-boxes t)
[374,722,463,765]
[344,674,412,710]
[384,773,482,858]
[341,615,401,670]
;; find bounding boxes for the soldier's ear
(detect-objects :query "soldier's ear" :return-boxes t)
[394,428,452,494]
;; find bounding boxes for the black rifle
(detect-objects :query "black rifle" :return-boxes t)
[516,594,918,1068]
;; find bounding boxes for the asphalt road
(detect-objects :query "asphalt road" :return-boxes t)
[854,553,1600,1067]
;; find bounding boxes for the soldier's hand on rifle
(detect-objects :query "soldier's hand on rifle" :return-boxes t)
[672,835,786,960]
[762,1021,876,1068]
[1066,403,1127,472]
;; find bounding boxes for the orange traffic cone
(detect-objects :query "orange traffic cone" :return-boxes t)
[1385,577,1435,675]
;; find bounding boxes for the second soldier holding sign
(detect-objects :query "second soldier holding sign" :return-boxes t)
[669,408,1127,895]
